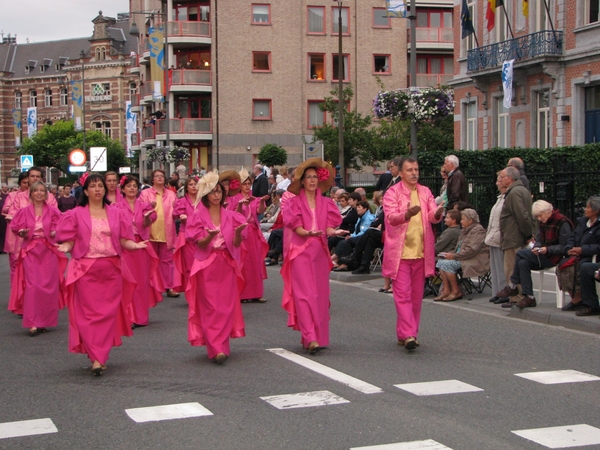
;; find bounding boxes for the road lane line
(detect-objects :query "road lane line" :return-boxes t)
[0,418,58,439]
[512,424,600,448]
[266,348,383,394]
[394,379,483,396]
[515,369,600,385]
[261,390,350,409]
[125,402,213,423]
[350,439,453,449]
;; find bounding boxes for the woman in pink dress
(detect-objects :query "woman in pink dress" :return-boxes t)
[173,176,199,292]
[281,159,341,354]
[56,174,147,376]
[227,168,269,303]
[3,172,29,285]
[219,170,241,208]
[115,175,163,327]
[104,171,122,204]
[185,171,248,364]
[9,181,67,336]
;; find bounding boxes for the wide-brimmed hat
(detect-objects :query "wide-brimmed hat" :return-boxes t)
[196,170,220,201]
[219,170,241,196]
[287,158,335,195]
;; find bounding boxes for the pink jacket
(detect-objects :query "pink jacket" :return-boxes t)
[7,190,57,219]
[114,198,157,241]
[382,182,441,279]
[139,187,177,249]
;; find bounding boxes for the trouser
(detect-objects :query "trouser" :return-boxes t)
[489,246,504,296]
[268,228,283,258]
[503,246,523,302]
[151,241,175,290]
[354,228,383,267]
[509,248,555,296]
[580,262,600,308]
[334,236,359,259]
[392,258,425,340]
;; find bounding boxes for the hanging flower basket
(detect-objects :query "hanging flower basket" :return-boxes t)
[147,147,169,164]
[373,88,455,122]
[147,146,190,164]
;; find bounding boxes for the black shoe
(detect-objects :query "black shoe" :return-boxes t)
[338,255,355,266]
[494,297,509,304]
[352,266,370,275]
[576,306,600,316]
[489,296,499,303]
[561,301,585,311]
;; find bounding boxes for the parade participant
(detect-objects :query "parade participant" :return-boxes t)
[8,167,58,215]
[116,175,163,327]
[219,170,241,208]
[3,172,28,284]
[9,182,67,336]
[173,176,200,293]
[228,168,269,303]
[383,157,444,351]
[281,158,341,354]
[139,169,179,298]
[185,171,248,364]
[104,171,122,204]
[56,173,147,376]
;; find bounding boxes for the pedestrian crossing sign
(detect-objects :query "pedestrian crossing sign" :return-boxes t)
[20,155,34,169]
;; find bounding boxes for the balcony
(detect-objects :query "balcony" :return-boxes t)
[129,54,140,74]
[156,118,212,138]
[131,132,140,146]
[141,124,156,146]
[408,27,453,44]
[131,94,141,112]
[467,30,563,73]
[163,21,211,38]
[170,69,212,91]
[414,73,453,87]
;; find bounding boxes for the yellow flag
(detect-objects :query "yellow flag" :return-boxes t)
[523,0,529,18]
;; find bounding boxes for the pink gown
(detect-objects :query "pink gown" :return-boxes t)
[185,204,247,358]
[56,205,136,365]
[227,193,269,300]
[172,194,197,292]
[8,204,67,328]
[3,191,22,285]
[281,189,342,348]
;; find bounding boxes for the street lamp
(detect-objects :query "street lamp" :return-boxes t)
[80,49,87,153]
[335,0,344,187]
[129,10,170,150]
[408,0,418,158]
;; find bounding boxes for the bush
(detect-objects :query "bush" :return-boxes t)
[258,143,287,167]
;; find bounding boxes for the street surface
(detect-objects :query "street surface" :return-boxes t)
[1,255,600,449]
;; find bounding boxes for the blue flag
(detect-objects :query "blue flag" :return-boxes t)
[461,0,475,39]
[386,0,407,18]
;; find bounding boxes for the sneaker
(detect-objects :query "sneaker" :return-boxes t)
[496,285,519,298]
[516,296,536,309]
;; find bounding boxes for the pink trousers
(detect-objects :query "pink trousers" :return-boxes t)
[151,241,175,290]
[392,258,425,340]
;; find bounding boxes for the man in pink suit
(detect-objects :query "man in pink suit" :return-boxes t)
[382,157,444,352]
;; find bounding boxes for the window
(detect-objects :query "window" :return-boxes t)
[252,52,271,72]
[536,0,552,31]
[495,1,510,42]
[332,7,349,34]
[464,101,477,150]
[373,55,390,74]
[95,46,106,61]
[30,91,37,107]
[537,90,550,149]
[308,53,325,80]
[129,82,137,99]
[332,54,349,81]
[497,98,508,148]
[15,91,22,109]
[173,2,210,22]
[252,99,272,120]
[373,8,391,28]
[308,101,326,128]
[44,89,53,107]
[587,0,600,24]
[91,82,111,96]
[462,1,476,56]
[307,6,325,34]
[252,4,270,24]
[60,88,68,106]
[416,55,453,86]
[417,9,452,28]
[93,120,112,137]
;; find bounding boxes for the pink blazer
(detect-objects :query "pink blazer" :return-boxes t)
[139,187,177,249]
[382,182,441,279]
[10,203,62,247]
[173,194,197,235]
[7,190,57,219]
[115,199,157,241]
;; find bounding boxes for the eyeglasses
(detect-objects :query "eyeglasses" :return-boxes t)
[303,175,319,180]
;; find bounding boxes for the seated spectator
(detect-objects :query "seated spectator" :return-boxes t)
[578,259,600,316]
[435,209,489,301]
[435,209,462,254]
[332,201,376,271]
[328,192,360,251]
[556,196,600,314]
[496,200,573,309]
[261,189,283,235]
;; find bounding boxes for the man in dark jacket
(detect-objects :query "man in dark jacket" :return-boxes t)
[443,155,468,210]
[252,164,269,198]
[508,157,530,193]
[497,166,535,307]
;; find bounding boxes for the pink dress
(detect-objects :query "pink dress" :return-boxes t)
[8,204,67,328]
[3,191,22,284]
[115,199,163,326]
[228,193,269,300]
[281,189,342,348]
[185,205,247,358]
[56,205,136,365]
[172,194,197,292]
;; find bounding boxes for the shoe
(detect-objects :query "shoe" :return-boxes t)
[254,297,267,303]
[494,297,509,304]
[561,301,585,311]
[516,296,537,309]
[398,339,420,347]
[443,293,463,302]
[166,289,180,298]
[501,302,516,309]
[339,255,356,266]
[308,341,321,354]
[378,288,392,294]
[215,353,228,364]
[28,328,39,337]
[265,260,278,266]
[91,363,104,376]
[576,306,600,316]
[335,266,350,272]
[496,285,519,298]
[433,294,447,301]
[488,296,499,303]
[131,323,147,329]
[404,337,417,351]
[351,266,370,275]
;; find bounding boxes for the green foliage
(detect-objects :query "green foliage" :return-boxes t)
[19,120,128,174]
[257,143,288,167]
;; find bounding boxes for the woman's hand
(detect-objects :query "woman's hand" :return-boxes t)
[307,230,324,237]
[55,242,73,253]
[18,228,29,238]
[179,214,188,222]
[133,240,148,250]
[206,228,220,237]
[445,253,456,260]
[567,247,582,256]
[235,223,248,235]
[335,229,349,237]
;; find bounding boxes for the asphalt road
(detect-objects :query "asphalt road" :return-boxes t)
[1,257,600,450]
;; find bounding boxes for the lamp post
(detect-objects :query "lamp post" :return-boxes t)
[408,0,418,158]
[335,0,344,187]
[80,50,87,153]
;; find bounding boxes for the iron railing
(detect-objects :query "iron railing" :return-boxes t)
[467,30,563,72]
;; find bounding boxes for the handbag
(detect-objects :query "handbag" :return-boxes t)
[558,256,579,271]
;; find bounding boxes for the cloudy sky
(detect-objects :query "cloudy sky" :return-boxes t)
[2,0,129,43]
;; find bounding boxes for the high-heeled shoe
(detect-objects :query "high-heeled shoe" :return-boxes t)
[308,341,321,354]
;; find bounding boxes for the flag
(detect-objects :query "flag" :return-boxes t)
[502,59,514,109]
[486,0,504,32]
[27,107,37,138]
[461,0,474,39]
[386,0,407,18]
[125,101,137,158]
[522,0,529,18]
[71,79,83,131]
[148,26,165,100]
[12,109,22,147]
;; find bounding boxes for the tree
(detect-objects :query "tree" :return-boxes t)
[19,120,128,173]
[257,143,287,167]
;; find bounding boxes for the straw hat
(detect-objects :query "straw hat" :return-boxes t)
[219,170,241,196]
[238,167,250,183]
[196,170,220,201]
[287,158,335,195]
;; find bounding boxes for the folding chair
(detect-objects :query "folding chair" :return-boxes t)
[370,248,383,271]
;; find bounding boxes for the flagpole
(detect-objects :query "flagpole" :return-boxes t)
[409,0,418,158]
[542,0,559,48]
[500,3,515,39]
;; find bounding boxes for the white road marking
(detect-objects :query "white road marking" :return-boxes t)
[512,424,600,448]
[125,402,213,423]
[0,418,58,440]
[515,369,600,385]
[266,348,383,394]
[394,379,483,396]
[261,390,349,409]
[350,439,453,449]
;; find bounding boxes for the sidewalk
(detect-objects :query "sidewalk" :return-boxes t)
[331,269,600,336]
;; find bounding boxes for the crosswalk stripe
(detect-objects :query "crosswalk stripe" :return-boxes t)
[125,402,213,423]
[515,370,600,385]
[266,348,383,394]
[394,379,483,396]
[261,390,350,409]
[0,418,58,440]
[350,439,453,449]
[512,424,600,448]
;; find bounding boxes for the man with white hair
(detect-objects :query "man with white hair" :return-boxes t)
[252,164,269,198]
[443,155,468,210]
[508,157,530,192]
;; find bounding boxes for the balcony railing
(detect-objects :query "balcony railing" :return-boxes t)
[131,133,140,146]
[130,54,140,69]
[408,27,453,44]
[131,94,140,107]
[170,69,212,86]
[467,30,563,72]
[413,73,454,87]
[164,21,211,38]
[156,118,212,134]
[142,125,155,140]
[140,83,154,98]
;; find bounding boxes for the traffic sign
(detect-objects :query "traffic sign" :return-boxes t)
[20,155,34,169]
[69,165,87,173]
[69,149,87,166]
[119,167,131,174]
[89,147,107,172]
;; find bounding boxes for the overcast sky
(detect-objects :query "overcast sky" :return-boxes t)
[2,0,129,43]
